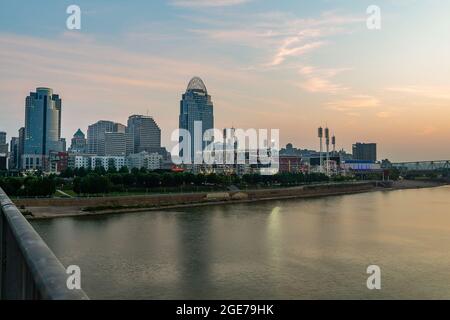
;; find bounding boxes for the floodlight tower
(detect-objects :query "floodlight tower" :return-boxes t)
[325,127,330,176]
[318,127,323,173]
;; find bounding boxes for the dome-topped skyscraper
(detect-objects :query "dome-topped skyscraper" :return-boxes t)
[179,77,214,164]
[186,76,208,93]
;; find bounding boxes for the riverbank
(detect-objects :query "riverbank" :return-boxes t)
[390,179,447,190]
[17,180,447,220]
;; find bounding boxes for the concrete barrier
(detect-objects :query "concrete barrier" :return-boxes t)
[0,187,89,300]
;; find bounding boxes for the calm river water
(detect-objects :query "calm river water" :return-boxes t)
[32,186,450,299]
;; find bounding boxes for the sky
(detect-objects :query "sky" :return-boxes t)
[1,0,450,161]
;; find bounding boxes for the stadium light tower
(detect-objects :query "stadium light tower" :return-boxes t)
[318,127,323,173]
[325,127,330,176]
[332,135,336,153]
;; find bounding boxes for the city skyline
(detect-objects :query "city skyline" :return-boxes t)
[1,1,450,161]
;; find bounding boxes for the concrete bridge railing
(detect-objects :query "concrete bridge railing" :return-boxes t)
[0,187,89,300]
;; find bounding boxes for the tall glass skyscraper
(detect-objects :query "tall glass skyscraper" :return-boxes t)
[127,115,161,155]
[23,88,64,169]
[179,77,214,163]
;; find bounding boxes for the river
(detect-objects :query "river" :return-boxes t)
[32,186,450,299]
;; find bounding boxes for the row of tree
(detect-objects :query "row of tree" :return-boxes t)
[0,176,56,197]
[70,171,333,195]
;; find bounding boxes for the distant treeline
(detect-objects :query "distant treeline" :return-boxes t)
[0,176,56,197]
[56,166,333,195]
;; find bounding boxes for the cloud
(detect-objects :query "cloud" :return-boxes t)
[297,66,350,93]
[326,95,380,112]
[186,11,364,67]
[376,111,392,118]
[297,77,345,94]
[386,86,450,100]
[266,12,364,67]
[189,29,274,49]
[170,0,251,8]
[417,126,438,136]
[270,39,325,66]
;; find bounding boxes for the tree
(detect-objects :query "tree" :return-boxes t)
[119,166,129,174]
[146,173,161,188]
[60,167,74,178]
[23,176,56,197]
[0,177,23,196]
[108,173,123,186]
[122,173,136,187]
[161,172,175,187]
[194,174,206,186]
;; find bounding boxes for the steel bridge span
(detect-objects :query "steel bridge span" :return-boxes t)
[391,160,450,173]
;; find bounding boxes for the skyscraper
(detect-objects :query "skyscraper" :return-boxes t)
[69,129,87,153]
[105,132,127,156]
[126,115,161,154]
[23,88,64,169]
[18,127,25,170]
[0,131,7,154]
[0,131,6,145]
[9,137,19,169]
[179,77,214,163]
[0,131,8,170]
[87,120,125,156]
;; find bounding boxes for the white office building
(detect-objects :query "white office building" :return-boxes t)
[70,154,125,171]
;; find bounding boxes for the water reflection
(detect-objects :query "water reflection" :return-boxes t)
[32,186,450,299]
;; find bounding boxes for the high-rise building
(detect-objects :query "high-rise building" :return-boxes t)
[87,120,126,156]
[60,138,66,152]
[24,88,63,155]
[0,131,7,154]
[0,131,6,145]
[23,88,64,170]
[352,143,377,162]
[18,127,25,169]
[179,77,214,163]
[9,137,19,170]
[105,132,127,156]
[126,115,161,155]
[69,129,87,153]
[0,131,7,170]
